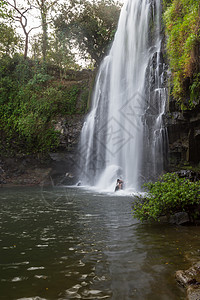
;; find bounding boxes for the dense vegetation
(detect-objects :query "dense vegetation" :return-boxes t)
[163,0,200,108]
[0,0,120,155]
[0,55,90,154]
[132,173,200,223]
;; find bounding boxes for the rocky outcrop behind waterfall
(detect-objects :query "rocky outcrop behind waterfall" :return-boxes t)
[162,0,200,171]
[167,102,200,169]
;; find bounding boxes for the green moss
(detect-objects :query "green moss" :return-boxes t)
[162,0,173,10]
[163,0,200,107]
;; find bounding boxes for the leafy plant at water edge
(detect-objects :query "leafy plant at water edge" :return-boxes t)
[132,173,200,222]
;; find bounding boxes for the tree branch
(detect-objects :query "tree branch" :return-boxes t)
[22,6,32,15]
[28,24,42,34]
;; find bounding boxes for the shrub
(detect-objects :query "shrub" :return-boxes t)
[132,173,200,222]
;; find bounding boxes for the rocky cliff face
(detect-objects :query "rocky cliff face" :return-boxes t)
[167,102,200,169]
[161,0,200,171]
[164,51,200,170]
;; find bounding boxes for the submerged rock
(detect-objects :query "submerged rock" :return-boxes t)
[175,262,200,300]
[169,212,190,225]
[159,212,191,225]
[187,285,200,300]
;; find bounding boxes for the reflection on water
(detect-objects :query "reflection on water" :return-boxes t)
[0,186,200,300]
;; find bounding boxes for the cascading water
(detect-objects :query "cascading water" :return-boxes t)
[79,0,168,191]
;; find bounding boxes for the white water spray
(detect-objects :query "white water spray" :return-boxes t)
[79,0,167,191]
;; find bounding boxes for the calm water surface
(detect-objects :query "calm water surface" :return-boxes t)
[0,186,200,300]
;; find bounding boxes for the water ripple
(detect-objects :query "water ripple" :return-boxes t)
[0,187,199,300]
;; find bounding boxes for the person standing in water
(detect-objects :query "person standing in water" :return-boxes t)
[115,179,124,191]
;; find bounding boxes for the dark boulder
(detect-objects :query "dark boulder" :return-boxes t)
[169,212,190,225]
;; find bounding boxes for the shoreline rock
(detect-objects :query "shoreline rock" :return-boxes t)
[175,262,200,300]
[0,151,78,187]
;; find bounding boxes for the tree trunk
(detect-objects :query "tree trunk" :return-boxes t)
[24,32,29,59]
[41,0,48,62]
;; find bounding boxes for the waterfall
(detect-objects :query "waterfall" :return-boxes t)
[78,0,168,191]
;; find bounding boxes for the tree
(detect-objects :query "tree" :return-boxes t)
[0,22,22,56]
[28,0,59,62]
[30,30,77,73]
[30,33,42,60]
[4,0,42,58]
[55,0,121,66]
[47,31,78,73]
[0,0,8,18]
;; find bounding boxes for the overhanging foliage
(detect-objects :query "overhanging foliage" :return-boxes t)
[132,173,200,222]
[164,0,200,108]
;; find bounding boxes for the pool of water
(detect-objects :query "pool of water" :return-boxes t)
[0,186,199,299]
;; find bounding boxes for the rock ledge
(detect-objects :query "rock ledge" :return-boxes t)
[175,262,200,300]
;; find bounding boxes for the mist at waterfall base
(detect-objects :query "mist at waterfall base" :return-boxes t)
[78,0,168,193]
